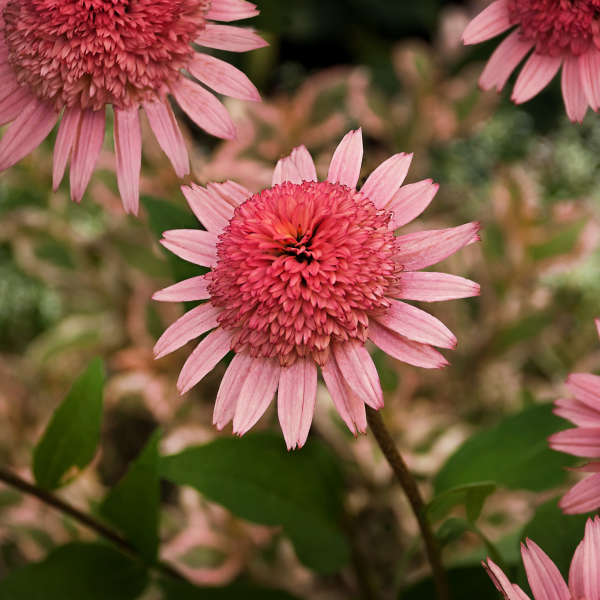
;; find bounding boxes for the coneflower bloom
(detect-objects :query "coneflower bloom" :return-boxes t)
[462,0,600,123]
[549,320,600,514]
[0,0,266,214]
[153,129,480,449]
[484,516,600,600]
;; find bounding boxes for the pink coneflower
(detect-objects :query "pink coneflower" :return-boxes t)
[462,0,600,123]
[153,129,480,449]
[484,516,600,600]
[549,319,600,514]
[0,0,266,214]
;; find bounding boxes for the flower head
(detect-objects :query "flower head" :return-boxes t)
[153,129,480,449]
[484,516,600,600]
[0,0,266,213]
[549,319,600,514]
[462,0,600,122]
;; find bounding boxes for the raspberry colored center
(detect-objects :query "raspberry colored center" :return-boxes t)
[208,181,399,366]
[508,0,600,56]
[2,0,210,111]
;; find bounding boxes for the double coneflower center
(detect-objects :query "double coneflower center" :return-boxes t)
[2,0,210,110]
[208,181,399,367]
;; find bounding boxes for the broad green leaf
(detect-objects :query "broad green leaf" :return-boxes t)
[427,482,496,523]
[0,543,148,600]
[33,358,104,490]
[99,429,161,563]
[434,404,576,495]
[160,578,300,599]
[400,565,497,599]
[160,433,350,573]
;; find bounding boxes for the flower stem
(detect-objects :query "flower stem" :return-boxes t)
[366,407,449,600]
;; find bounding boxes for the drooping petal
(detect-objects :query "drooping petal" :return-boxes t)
[483,559,532,600]
[213,352,254,430]
[360,153,413,209]
[152,275,210,302]
[569,541,586,600]
[391,272,480,302]
[206,0,259,22]
[561,55,589,124]
[53,106,81,190]
[462,0,512,44]
[327,128,363,189]
[0,69,22,105]
[560,473,600,514]
[181,183,235,233]
[554,397,600,428]
[566,373,600,411]
[521,539,570,600]
[277,358,318,449]
[195,24,268,52]
[388,179,440,229]
[160,229,218,267]
[290,145,317,182]
[114,106,142,215]
[580,517,600,600]
[548,428,600,458]
[512,54,562,104]
[580,49,600,112]
[0,84,33,126]
[272,156,303,185]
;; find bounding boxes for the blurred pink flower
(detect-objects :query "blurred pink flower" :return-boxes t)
[462,0,600,122]
[0,0,266,213]
[484,516,600,600]
[549,319,600,514]
[153,129,480,449]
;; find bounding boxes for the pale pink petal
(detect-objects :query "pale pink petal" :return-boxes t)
[462,0,512,44]
[521,540,570,600]
[373,299,457,349]
[188,54,260,101]
[208,180,251,205]
[569,541,586,600]
[213,353,254,430]
[160,229,218,267]
[480,30,534,92]
[290,145,317,182]
[368,320,449,369]
[154,302,220,359]
[327,128,363,189]
[53,107,81,190]
[195,24,268,52]
[512,53,562,104]
[232,358,280,435]
[333,340,383,409]
[152,275,210,302]
[391,272,480,302]
[172,78,236,140]
[581,517,600,600]
[554,397,600,428]
[0,81,33,125]
[595,318,600,339]
[114,106,142,215]
[181,183,235,232]
[360,153,413,209]
[548,428,600,458]
[206,0,259,22]
[277,358,318,450]
[560,473,600,514]
[562,56,589,123]
[70,108,105,203]
[321,355,367,435]
[567,373,600,411]
[395,222,481,271]
[177,328,233,394]
[484,559,532,600]
[0,69,21,104]
[143,100,189,177]
[272,156,303,185]
[0,98,58,171]
[580,49,600,112]
[388,179,439,229]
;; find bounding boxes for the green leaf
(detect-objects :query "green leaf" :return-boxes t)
[0,543,148,600]
[33,358,104,490]
[99,429,161,563]
[528,220,585,261]
[400,565,497,599]
[160,433,350,573]
[434,404,576,495]
[160,578,300,600]
[427,482,496,523]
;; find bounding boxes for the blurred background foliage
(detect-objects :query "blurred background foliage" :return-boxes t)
[1,0,600,599]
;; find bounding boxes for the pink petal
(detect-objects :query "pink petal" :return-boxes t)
[232,357,280,435]
[195,24,268,52]
[181,183,235,232]
[277,358,318,450]
[569,541,586,600]
[0,69,21,105]
[484,559,532,600]
[368,320,449,369]
[207,180,251,205]
[395,222,481,271]
[548,428,600,458]
[388,179,439,229]
[327,128,363,189]
[560,473,600,514]
[512,53,562,104]
[53,107,81,190]
[213,352,254,430]
[480,30,534,92]
[595,318,600,339]
[321,355,367,435]
[172,78,236,140]
[70,108,105,203]
[154,302,220,359]
[143,100,189,178]
[462,0,511,44]
[188,54,260,102]
[272,156,303,185]
[333,340,383,409]
[360,152,413,210]
[206,0,259,22]
[554,397,600,428]
[391,272,480,301]
[290,145,317,182]
[561,56,589,124]
[521,540,570,600]
[177,327,233,394]
[566,373,600,411]
[160,229,218,267]
[580,49,600,112]
[0,82,33,125]
[152,275,210,302]
[114,106,141,215]
[374,299,457,349]
[581,517,600,600]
